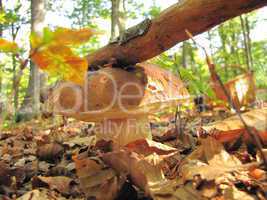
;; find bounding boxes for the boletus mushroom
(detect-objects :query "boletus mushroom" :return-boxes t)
[51,63,190,147]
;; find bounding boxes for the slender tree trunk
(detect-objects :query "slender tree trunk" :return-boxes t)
[189,44,198,76]
[181,42,187,68]
[240,15,251,70]
[207,31,214,57]
[218,25,229,79]
[173,53,181,77]
[11,24,20,113]
[110,0,117,40]
[12,55,18,111]
[245,16,253,69]
[229,22,239,76]
[0,0,3,96]
[0,0,2,37]
[118,0,126,34]
[110,0,125,41]
[19,0,46,119]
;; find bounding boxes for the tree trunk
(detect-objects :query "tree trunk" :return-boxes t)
[19,0,46,119]
[11,24,20,113]
[229,22,239,76]
[181,42,187,68]
[207,31,214,56]
[87,0,267,69]
[218,25,229,79]
[0,0,3,95]
[110,0,126,41]
[240,15,251,70]
[0,0,2,37]
[245,16,253,69]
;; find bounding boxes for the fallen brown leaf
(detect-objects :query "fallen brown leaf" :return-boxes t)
[248,168,266,180]
[223,185,255,200]
[209,64,255,110]
[102,150,174,197]
[73,153,124,200]
[37,143,64,163]
[63,135,96,148]
[125,139,178,158]
[32,176,77,196]
[16,189,81,200]
[153,182,209,200]
[203,108,267,144]
[0,161,12,186]
[179,137,242,182]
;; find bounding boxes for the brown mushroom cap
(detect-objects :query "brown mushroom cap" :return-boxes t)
[50,63,190,122]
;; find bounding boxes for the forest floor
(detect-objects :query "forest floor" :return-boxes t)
[0,105,266,200]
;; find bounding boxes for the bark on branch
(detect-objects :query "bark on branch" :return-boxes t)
[87,0,267,68]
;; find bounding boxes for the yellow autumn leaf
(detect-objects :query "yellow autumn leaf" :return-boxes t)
[31,45,88,85]
[64,56,88,82]
[53,27,94,45]
[0,12,6,24]
[30,27,94,84]
[31,27,93,49]
[0,38,19,53]
[30,32,43,49]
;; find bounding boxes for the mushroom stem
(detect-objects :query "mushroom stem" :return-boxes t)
[95,116,152,147]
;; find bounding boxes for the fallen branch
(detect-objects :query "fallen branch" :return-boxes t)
[87,0,267,68]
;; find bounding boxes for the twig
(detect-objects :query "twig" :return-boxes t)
[13,47,41,90]
[174,105,183,137]
[210,71,267,168]
[185,30,267,168]
[7,47,40,117]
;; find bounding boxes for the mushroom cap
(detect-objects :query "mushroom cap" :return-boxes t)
[50,63,190,122]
